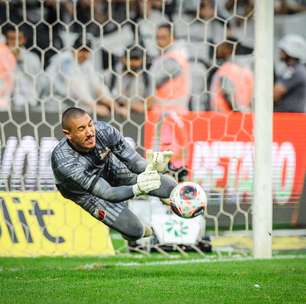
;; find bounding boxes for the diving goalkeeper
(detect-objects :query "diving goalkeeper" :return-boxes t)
[51,107,176,241]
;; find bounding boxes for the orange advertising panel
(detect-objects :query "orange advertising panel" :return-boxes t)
[145,112,306,204]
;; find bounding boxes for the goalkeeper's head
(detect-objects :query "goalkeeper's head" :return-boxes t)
[62,107,96,152]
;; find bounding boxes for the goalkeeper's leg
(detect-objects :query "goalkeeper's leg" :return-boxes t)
[117,209,153,241]
[73,194,152,241]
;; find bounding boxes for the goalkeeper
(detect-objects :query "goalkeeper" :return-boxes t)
[51,107,176,241]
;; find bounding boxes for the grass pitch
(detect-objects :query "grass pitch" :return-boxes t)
[0,255,305,304]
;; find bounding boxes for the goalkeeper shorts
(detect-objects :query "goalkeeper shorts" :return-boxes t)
[72,193,144,240]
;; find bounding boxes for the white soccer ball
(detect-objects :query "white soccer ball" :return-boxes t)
[169,182,207,219]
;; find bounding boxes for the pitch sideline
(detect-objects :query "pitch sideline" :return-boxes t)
[111,254,306,267]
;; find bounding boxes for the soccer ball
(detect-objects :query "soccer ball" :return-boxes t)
[169,182,207,219]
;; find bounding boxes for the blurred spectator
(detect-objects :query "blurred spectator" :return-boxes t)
[224,0,254,18]
[40,0,73,66]
[209,41,254,112]
[173,0,226,67]
[223,0,254,53]
[1,1,64,68]
[274,34,306,112]
[150,23,191,112]
[173,0,227,110]
[0,1,23,25]
[189,58,210,111]
[0,42,16,110]
[136,0,170,59]
[174,0,226,46]
[90,2,138,71]
[275,0,306,15]
[3,24,41,111]
[68,0,108,37]
[151,0,177,20]
[149,23,190,168]
[111,46,152,114]
[43,36,124,117]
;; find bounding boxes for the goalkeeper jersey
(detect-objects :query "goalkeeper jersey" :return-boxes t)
[51,120,147,202]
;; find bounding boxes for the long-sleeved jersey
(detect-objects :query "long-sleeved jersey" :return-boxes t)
[51,121,147,203]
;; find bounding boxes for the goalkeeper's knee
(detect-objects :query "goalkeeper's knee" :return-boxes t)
[113,208,144,241]
[121,224,153,241]
[120,223,144,241]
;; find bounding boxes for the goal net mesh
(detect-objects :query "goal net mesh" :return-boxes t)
[0,0,302,257]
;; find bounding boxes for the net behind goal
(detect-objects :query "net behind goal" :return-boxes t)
[0,1,303,257]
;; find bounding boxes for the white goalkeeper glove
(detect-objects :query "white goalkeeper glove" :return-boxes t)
[145,149,173,173]
[132,170,161,196]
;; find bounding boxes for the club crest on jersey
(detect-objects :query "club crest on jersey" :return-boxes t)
[94,208,106,221]
[98,147,110,160]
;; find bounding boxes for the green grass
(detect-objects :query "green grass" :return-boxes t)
[0,255,305,304]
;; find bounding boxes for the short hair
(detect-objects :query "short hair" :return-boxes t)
[2,24,29,38]
[62,107,88,130]
[157,23,175,38]
[2,24,16,36]
[124,46,145,60]
[73,36,92,51]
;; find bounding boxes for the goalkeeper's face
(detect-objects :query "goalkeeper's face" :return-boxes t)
[64,114,96,152]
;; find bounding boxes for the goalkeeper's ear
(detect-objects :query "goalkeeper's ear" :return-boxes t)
[63,128,71,140]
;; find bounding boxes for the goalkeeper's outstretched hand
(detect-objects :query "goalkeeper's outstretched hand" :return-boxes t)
[132,170,161,196]
[145,149,173,173]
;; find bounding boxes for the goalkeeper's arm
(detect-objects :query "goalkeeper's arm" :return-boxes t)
[91,170,161,202]
[105,124,174,174]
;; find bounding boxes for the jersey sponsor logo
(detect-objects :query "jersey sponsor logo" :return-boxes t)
[98,147,111,160]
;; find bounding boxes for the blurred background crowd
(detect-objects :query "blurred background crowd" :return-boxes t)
[0,0,306,116]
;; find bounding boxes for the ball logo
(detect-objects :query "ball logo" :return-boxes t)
[180,185,197,200]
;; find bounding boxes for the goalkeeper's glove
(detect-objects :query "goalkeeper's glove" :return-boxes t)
[145,149,173,173]
[132,170,161,196]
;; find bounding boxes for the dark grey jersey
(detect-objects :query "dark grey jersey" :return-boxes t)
[51,121,147,203]
[274,63,306,113]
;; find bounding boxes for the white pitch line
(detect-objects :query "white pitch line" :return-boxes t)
[112,254,306,267]
[1,254,305,272]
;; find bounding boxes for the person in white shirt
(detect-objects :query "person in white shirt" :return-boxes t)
[111,46,153,114]
[3,24,41,110]
[148,23,191,169]
[149,23,191,112]
[43,36,125,117]
[173,0,225,62]
[136,0,170,59]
